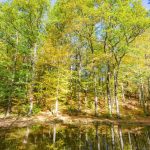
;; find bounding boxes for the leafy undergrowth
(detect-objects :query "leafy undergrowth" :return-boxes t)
[61,98,148,120]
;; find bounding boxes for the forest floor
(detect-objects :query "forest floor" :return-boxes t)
[0,111,150,128]
[0,98,150,128]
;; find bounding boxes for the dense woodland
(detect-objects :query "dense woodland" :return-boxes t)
[0,0,150,117]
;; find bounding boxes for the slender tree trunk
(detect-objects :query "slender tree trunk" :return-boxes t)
[140,78,146,114]
[28,91,33,115]
[121,83,125,102]
[114,69,120,117]
[78,53,82,112]
[78,91,81,112]
[84,48,88,112]
[138,86,142,105]
[94,75,98,116]
[95,96,98,116]
[106,63,112,116]
[6,97,12,117]
[74,49,78,108]
[28,43,37,115]
[53,124,56,144]
[55,99,58,116]
[84,86,88,113]
[101,74,105,101]
[28,89,33,116]
[70,65,73,101]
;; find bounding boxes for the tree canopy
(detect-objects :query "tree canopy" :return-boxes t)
[0,0,150,117]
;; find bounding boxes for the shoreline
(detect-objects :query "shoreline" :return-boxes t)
[0,112,150,128]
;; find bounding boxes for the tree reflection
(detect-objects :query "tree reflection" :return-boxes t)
[0,124,150,150]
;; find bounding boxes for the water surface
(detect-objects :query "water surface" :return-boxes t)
[0,123,150,150]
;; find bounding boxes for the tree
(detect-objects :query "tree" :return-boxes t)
[0,0,50,115]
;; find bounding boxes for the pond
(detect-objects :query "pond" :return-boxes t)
[0,123,150,150]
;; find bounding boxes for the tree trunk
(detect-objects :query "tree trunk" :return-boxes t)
[78,53,82,112]
[140,78,146,114]
[6,97,12,117]
[84,87,88,113]
[28,43,37,115]
[138,86,142,105]
[70,65,73,101]
[114,69,120,117]
[121,83,125,102]
[106,63,112,116]
[101,74,105,101]
[78,91,81,112]
[55,99,58,116]
[28,94,33,115]
[94,75,98,116]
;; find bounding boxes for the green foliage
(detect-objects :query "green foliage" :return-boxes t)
[0,0,150,116]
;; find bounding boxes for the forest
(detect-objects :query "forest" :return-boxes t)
[0,0,150,119]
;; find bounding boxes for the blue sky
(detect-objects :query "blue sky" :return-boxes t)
[51,0,56,6]
[0,0,150,10]
[143,0,150,9]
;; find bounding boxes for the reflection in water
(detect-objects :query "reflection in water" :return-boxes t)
[0,123,150,150]
[128,131,132,150]
[23,127,30,144]
[118,125,124,150]
[53,124,56,144]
